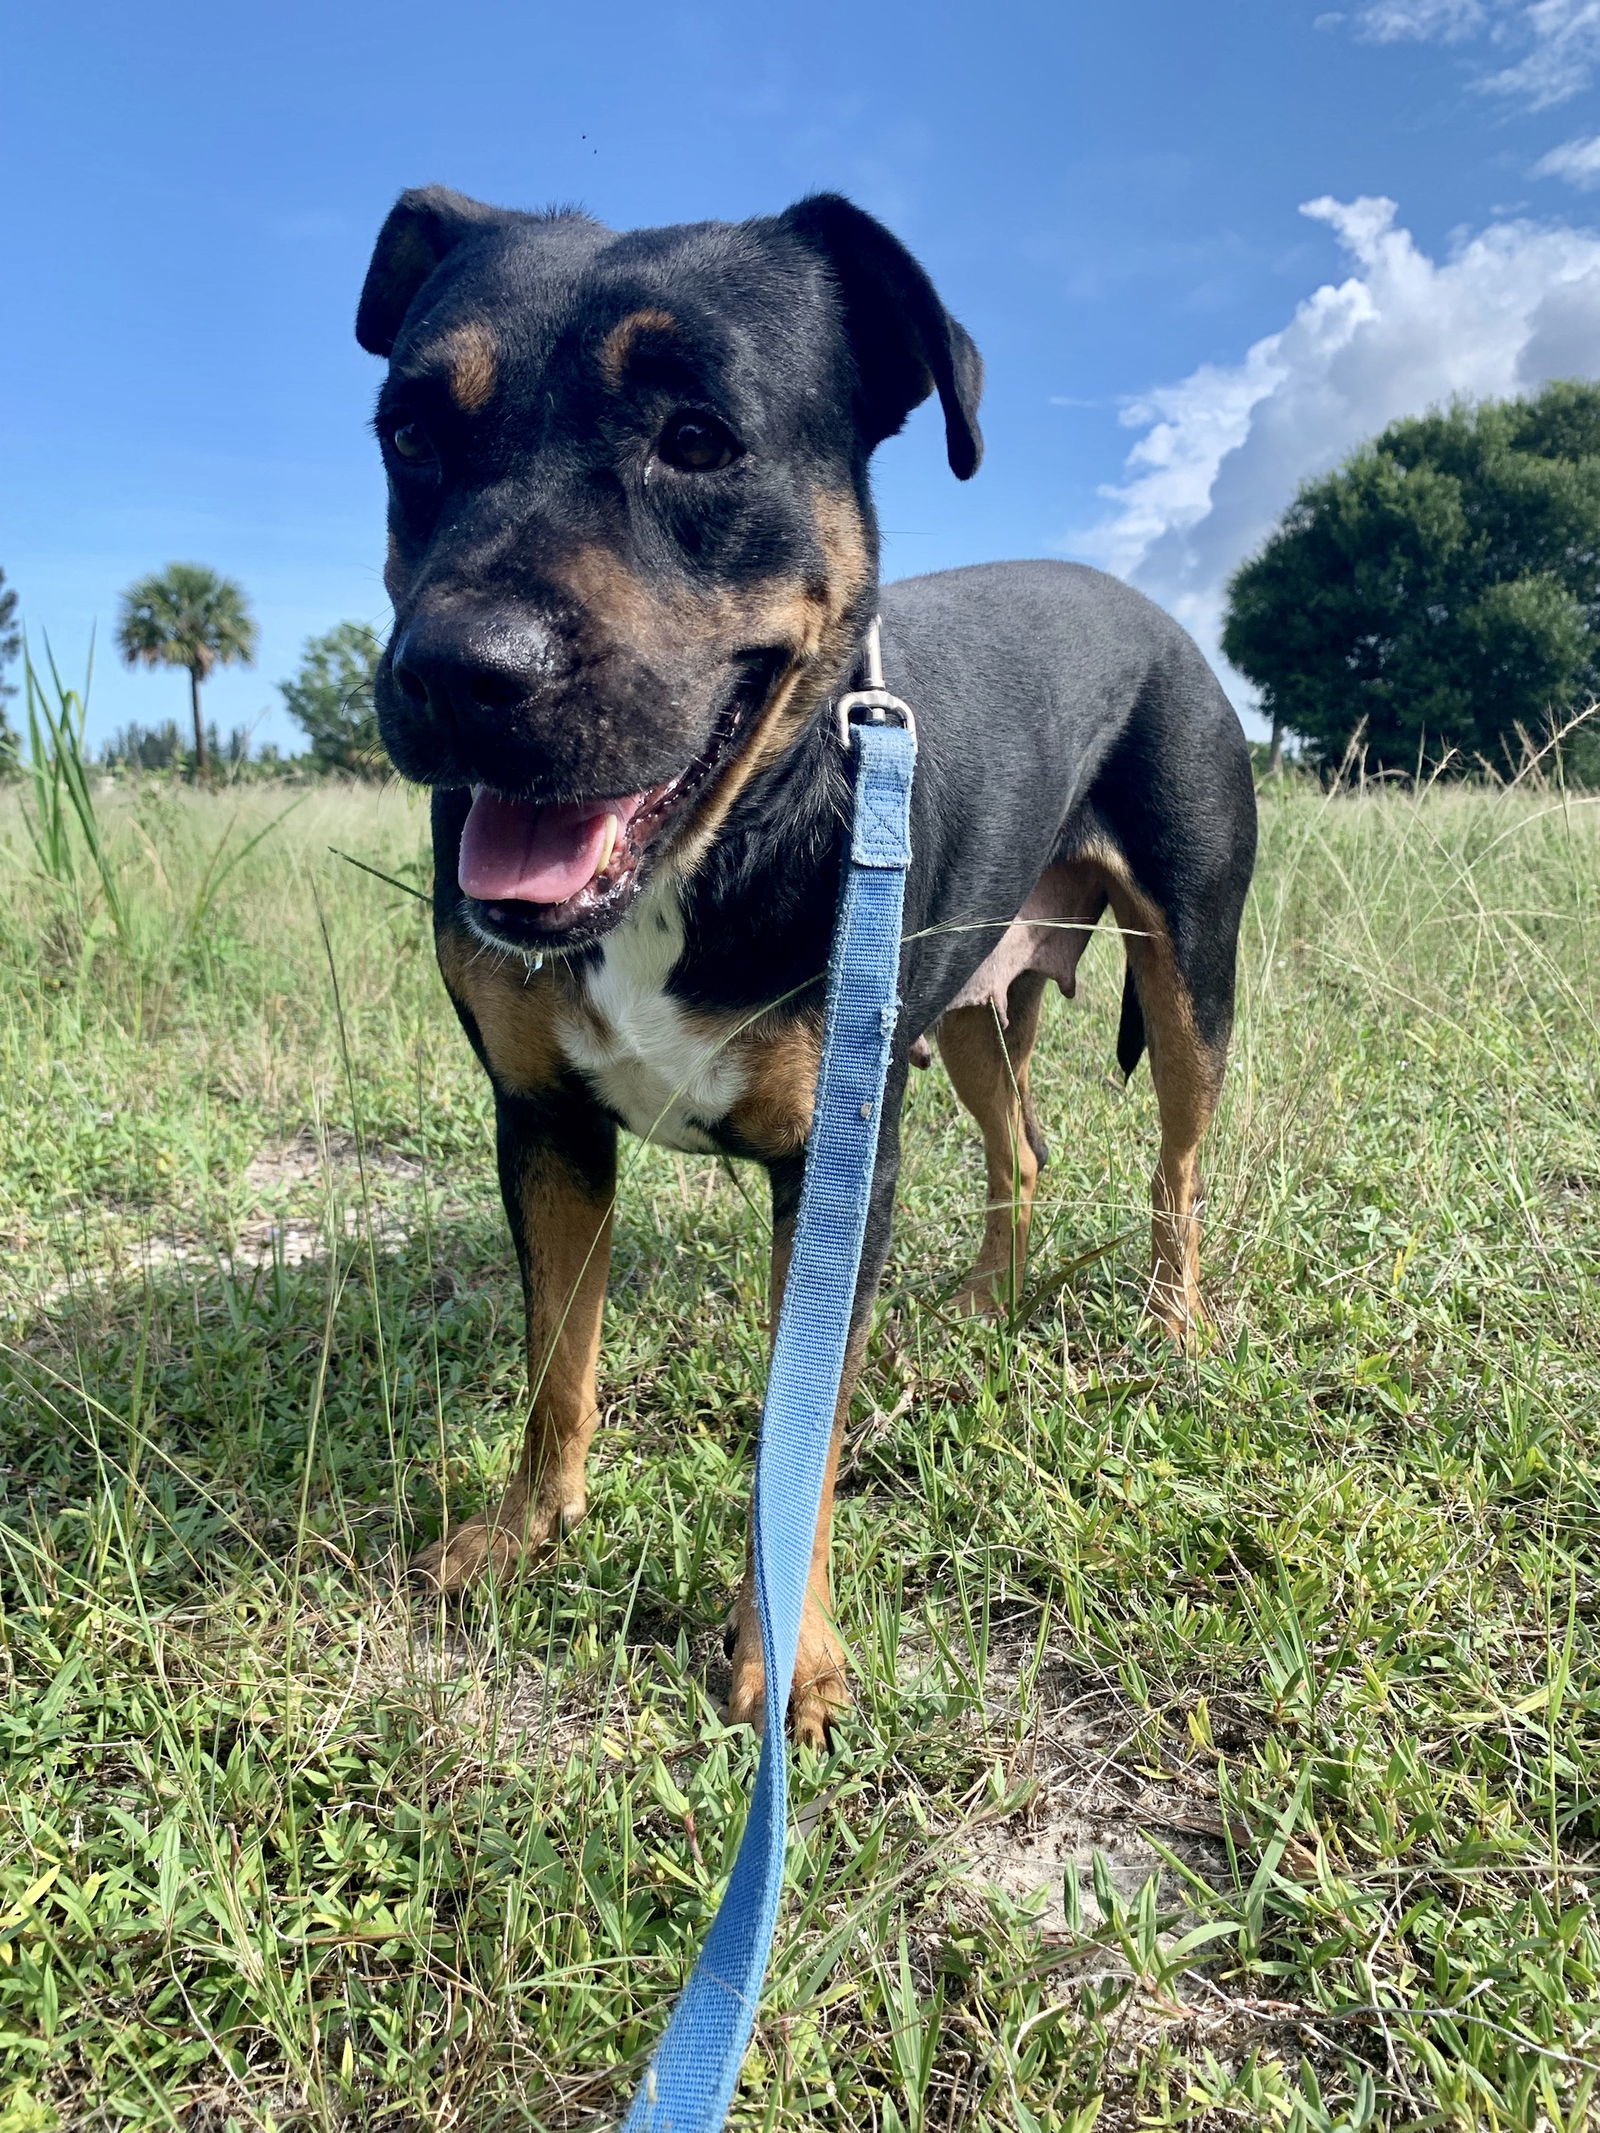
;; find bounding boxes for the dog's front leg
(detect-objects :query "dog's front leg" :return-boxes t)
[413,1084,617,1592]
[727,1072,906,1747]
[725,1193,862,1748]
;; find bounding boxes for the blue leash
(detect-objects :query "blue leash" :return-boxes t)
[622,646,917,2132]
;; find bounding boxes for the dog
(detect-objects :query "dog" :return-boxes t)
[356,186,1258,1745]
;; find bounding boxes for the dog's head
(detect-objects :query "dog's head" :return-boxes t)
[358,186,982,954]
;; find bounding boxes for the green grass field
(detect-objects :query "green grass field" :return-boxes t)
[3,771,1600,2132]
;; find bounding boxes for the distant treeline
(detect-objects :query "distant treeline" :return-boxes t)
[99,720,308,779]
[0,598,386,783]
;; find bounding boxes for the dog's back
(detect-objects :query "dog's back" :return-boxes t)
[878,558,1256,1056]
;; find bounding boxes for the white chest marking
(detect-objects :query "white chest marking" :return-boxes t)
[557,882,748,1153]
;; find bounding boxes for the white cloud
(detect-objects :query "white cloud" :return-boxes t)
[1073,197,1600,705]
[1356,0,1487,41]
[1484,0,1600,103]
[1533,132,1600,185]
[1346,0,1600,106]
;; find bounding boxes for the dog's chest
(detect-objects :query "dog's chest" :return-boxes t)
[556,885,747,1153]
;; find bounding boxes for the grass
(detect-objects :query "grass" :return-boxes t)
[2,764,1600,2131]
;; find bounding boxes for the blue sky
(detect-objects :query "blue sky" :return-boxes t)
[7,0,1600,750]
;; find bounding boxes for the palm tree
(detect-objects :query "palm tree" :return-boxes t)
[116,564,257,780]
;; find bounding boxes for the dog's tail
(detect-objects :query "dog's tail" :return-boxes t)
[1116,965,1145,1081]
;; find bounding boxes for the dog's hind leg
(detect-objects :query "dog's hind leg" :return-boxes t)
[1099,867,1227,1345]
[937,968,1049,1317]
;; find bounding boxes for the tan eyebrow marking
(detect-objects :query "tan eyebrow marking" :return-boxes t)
[435,321,499,413]
[599,307,678,386]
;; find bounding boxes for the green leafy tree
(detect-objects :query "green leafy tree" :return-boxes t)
[1223,380,1600,777]
[115,563,257,781]
[279,622,385,777]
[0,566,21,771]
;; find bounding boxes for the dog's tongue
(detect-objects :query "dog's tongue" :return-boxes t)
[459,789,634,905]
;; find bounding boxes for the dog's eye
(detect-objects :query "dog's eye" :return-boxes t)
[391,422,433,462]
[655,412,742,473]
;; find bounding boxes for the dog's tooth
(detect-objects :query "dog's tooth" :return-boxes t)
[596,812,619,875]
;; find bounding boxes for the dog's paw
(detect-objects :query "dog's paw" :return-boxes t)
[1149,1284,1210,1354]
[409,1489,580,1594]
[788,1643,852,1751]
[949,1269,1010,1321]
[725,1599,849,1749]
[409,1517,515,1593]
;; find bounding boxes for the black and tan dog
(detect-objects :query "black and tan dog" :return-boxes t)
[356,186,1257,1744]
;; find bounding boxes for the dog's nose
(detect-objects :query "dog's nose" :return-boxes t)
[391,605,552,722]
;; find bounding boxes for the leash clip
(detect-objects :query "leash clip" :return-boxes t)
[835,687,917,749]
[833,615,917,749]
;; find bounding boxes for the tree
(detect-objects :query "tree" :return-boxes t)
[1223,381,1600,777]
[279,622,385,777]
[115,564,257,781]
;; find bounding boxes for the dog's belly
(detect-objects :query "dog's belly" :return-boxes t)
[556,880,748,1152]
[942,861,1105,1023]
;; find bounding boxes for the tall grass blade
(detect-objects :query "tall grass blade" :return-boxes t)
[19,635,129,943]
[186,793,308,938]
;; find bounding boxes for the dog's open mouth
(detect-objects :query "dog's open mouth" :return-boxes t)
[459,698,751,950]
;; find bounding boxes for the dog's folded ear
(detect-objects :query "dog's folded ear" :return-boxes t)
[356,186,502,357]
[775,194,983,479]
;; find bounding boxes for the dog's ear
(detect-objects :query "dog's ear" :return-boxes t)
[356,186,502,357]
[775,193,983,479]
